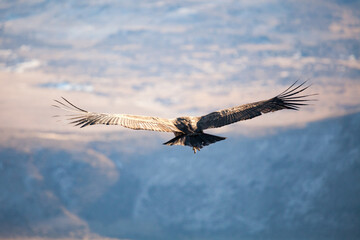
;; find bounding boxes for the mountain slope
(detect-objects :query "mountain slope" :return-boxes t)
[0,112,359,240]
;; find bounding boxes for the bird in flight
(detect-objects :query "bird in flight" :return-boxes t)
[54,81,316,153]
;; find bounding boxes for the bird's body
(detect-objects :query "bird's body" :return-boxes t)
[164,116,225,153]
[54,81,316,153]
[173,116,199,133]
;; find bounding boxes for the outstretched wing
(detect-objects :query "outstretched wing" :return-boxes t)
[197,81,317,130]
[53,98,180,132]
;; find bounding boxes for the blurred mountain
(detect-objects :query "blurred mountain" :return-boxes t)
[0,112,359,240]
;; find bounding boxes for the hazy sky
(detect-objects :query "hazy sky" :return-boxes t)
[0,0,359,140]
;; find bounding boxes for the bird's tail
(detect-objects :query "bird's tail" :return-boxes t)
[163,133,226,153]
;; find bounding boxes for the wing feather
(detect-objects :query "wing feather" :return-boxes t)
[53,98,180,132]
[197,81,317,130]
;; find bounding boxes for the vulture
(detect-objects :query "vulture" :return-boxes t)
[53,81,316,153]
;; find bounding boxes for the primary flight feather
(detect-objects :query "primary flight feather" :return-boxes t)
[54,81,316,153]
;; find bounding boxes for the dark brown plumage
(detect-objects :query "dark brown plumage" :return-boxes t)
[53,81,316,153]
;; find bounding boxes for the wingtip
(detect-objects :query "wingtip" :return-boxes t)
[276,80,318,111]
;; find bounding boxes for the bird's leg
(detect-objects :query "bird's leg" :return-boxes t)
[192,147,200,154]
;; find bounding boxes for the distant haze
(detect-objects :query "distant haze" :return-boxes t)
[0,0,360,239]
[0,0,360,138]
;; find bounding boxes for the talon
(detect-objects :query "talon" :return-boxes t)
[192,147,200,154]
